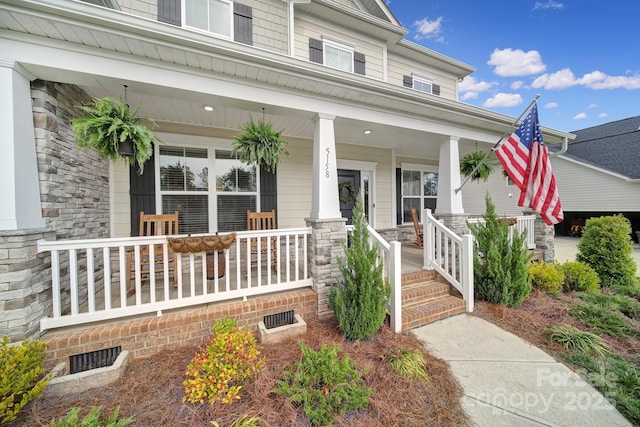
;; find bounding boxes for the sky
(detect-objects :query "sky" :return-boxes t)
[384,0,639,133]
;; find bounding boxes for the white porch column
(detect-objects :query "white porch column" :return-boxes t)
[436,136,464,215]
[310,113,341,219]
[0,61,45,230]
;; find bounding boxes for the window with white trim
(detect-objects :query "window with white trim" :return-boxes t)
[412,76,433,94]
[401,167,438,223]
[184,0,232,38]
[158,146,257,233]
[323,39,353,73]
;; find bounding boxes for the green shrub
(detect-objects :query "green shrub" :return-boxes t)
[274,343,372,427]
[386,348,430,381]
[44,406,132,427]
[211,415,262,427]
[528,262,564,296]
[1,336,51,423]
[183,317,264,405]
[329,195,391,341]
[546,324,610,356]
[577,215,637,288]
[468,194,531,307]
[579,292,640,320]
[560,261,600,293]
[612,283,640,300]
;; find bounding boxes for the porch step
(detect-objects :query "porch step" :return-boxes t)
[400,271,465,331]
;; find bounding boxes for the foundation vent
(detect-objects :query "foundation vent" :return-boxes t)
[263,310,294,329]
[69,346,122,374]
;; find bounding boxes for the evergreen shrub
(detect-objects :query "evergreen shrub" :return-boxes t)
[528,262,564,296]
[577,215,637,287]
[329,196,391,341]
[560,261,600,293]
[468,194,531,307]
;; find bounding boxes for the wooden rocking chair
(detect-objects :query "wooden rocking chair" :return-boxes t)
[246,210,278,267]
[410,207,423,248]
[126,211,179,294]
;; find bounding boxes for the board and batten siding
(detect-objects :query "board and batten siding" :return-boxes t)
[294,17,385,81]
[551,157,640,212]
[387,54,458,101]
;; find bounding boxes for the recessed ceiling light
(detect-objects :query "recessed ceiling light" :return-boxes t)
[202,105,214,112]
[363,129,372,135]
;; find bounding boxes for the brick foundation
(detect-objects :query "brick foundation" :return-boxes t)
[40,288,317,369]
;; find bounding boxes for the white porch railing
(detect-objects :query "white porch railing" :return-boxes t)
[364,225,402,333]
[423,209,474,312]
[37,228,312,331]
[467,215,536,249]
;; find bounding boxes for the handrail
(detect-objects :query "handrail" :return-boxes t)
[423,209,474,312]
[467,215,536,249]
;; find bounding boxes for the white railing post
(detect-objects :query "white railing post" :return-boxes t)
[461,234,474,312]
[424,209,434,270]
[389,241,402,333]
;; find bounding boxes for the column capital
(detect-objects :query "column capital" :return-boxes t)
[313,112,336,122]
[0,60,36,80]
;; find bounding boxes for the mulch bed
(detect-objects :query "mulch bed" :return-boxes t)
[13,317,469,426]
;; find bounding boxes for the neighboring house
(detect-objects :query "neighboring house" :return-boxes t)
[551,116,640,241]
[462,116,639,242]
[1,0,572,352]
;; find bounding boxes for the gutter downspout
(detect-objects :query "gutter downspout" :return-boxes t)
[549,137,569,156]
[284,0,311,57]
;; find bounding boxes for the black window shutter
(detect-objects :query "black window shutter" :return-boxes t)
[129,152,156,237]
[396,168,402,225]
[403,75,413,88]
[158,0,181,26]
[309,38,323,64]
[234,3,253,45]
[432,84,441,96]
[354,52,366,75]
[259,166,278,221]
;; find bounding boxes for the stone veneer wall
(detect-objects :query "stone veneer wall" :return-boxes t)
[305,218,347,317]
[533,214,556,263]
[0,81,110,341]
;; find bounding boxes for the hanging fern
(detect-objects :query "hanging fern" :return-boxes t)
[72,97,160,174]
[460,151,494,182]
[231,117,288,173]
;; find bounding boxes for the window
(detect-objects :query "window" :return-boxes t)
[158,146,258,233]
[401,168,438,223]
[323,40,353,73]
[184,0,232,38]
[412,76,433,94]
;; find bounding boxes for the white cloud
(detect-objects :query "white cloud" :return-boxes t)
[488,48,546,77]
[511,81,524,89]
[483,93,523,108]
[458,76,498,100]
[413,16,444,41]
[544,102,558,109]
[573,113,587,120]
[588,103,599,109]
[532,68,640,90]
[533,1,564,10]
[599,113,609,118]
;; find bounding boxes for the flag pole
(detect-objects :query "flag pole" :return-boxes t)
[455,94,540,194]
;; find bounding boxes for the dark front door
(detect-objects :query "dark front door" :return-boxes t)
[338,169,360,225]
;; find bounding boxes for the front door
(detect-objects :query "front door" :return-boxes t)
[338,169,360,225]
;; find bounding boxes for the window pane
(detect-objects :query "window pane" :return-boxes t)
[185,0,208,30]
[209,0,230,36]
[413,79,432,94]
[424,197,437,212]
[402,170,420,196]
[423,172,438,196]
[162,195,208,234]
[160,146,208,191]
[216,150,256,192]
[403,198,420,223]
[325,44,352,72]
[217,195,257,232]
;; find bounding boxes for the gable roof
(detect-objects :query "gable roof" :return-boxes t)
[561,116,640,179]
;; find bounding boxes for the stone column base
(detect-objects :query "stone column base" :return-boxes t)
[434,213,471,236]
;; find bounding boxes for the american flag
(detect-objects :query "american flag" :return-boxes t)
[495,104,563,225]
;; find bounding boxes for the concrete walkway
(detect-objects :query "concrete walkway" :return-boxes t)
[413,314,631,427]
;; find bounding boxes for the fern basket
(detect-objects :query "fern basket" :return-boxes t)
[460,151,494,182]
[232,117,288,173]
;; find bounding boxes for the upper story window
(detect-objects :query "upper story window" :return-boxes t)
[412,76,433,94]
[157,0,253,45]
[309,37,366,75]
[403,74,441,96]
[184,0,232,38]
[323,40,353,73]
